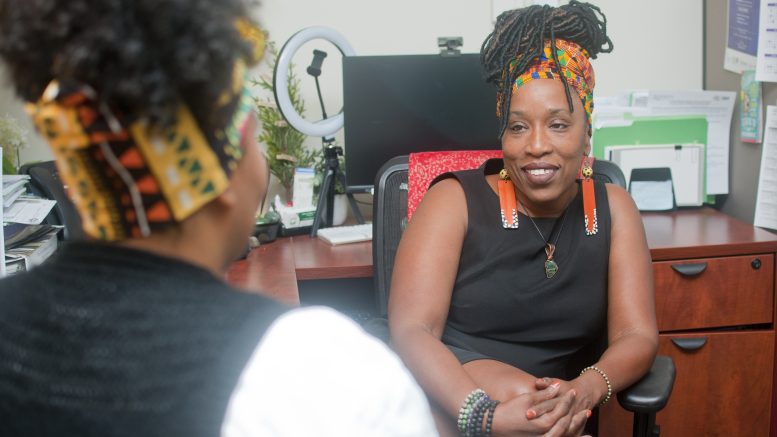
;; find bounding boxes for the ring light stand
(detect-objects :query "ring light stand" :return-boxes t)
[273,26,364,237]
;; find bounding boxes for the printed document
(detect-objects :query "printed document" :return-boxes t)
[756,0,777,81]
[754,106,777,230]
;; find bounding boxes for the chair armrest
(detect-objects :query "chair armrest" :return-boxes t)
[617,355,676,414]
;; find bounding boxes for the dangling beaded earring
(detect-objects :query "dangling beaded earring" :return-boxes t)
[577,156,598,236]
[498,169,519,229]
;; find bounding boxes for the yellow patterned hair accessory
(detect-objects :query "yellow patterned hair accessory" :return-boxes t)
[502,39,595,133]
[25,63,254,241]
[235,18,266,64]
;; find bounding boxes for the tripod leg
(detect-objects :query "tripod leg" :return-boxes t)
[311,169,334,237]
[333,169,364,224]
[326,170,335,227]
[346,193,364,224]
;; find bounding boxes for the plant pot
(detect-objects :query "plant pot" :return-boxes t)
[329,194,348,226]
[254,221,281,243]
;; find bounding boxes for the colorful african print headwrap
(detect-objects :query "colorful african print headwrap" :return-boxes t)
[24,61,255,241]
[506,39,595,130]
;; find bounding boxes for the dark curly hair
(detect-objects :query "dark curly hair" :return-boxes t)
[0,0,255,131]
[481,0,613,136]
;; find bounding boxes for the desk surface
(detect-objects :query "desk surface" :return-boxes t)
[226,235,372,305]
[226,208,777,305]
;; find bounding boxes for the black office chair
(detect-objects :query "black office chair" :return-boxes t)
[369,154,675,437]
[18,161,84,241]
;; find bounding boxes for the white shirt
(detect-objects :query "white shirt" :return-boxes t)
[221,307,438,436]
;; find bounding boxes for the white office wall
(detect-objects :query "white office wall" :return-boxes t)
[0,0,702,164]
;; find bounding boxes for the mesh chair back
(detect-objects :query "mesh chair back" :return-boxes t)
[592,159,627,188]
[372,156,409,317]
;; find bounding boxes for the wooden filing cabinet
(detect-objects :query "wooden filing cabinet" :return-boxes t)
[600,208,777,437]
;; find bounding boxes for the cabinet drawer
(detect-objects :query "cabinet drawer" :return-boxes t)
[599,330,774,437]
[654,254,773,331]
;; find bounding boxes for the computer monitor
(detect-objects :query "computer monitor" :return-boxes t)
[342,53,501,191]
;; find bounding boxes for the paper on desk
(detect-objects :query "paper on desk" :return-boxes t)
[754,105,777,231]
[630,180,675,211]
[3,196,56,225]
[756,1,777,82]
[3,185,25,208]
[2,175,29,197]
[628,90,736,195]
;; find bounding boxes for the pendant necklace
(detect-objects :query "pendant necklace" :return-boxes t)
[521,205,569,279]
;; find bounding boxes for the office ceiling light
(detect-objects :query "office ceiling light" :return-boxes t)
[273,26,356,137]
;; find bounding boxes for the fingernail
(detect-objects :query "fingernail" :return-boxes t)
[543,377,551,383]
[569,388,577,397]
[586,409,592,418]
[550,382,560,391]
[526,409,537,419]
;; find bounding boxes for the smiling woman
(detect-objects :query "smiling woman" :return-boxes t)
[388,2,659,436]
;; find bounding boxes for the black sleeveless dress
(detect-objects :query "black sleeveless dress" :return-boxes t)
[437,159,611,380]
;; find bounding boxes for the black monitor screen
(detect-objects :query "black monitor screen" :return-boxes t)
[342,54,501,190]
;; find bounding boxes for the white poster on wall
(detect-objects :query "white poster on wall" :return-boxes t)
[754,106,777,231]
[725,0,760,73]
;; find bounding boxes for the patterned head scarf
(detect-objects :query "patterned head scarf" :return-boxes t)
[505,39,595,133]
[24,21,263,242]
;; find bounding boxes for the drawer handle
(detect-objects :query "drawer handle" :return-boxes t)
[671,262,707,277]
[671,337,708,351]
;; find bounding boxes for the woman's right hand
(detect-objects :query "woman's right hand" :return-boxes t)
[491,383,591,437]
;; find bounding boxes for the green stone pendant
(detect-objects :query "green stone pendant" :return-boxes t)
[545,259,558,279]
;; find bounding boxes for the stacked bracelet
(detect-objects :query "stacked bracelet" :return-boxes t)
[457,389,499,437]
[580,365,612,406]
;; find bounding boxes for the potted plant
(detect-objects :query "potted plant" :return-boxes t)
[253,41,319,200]
[0,114,29,175]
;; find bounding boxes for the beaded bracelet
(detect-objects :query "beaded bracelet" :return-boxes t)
[580,365,612,406]
[457,388,497,437]
[457,389,486,435]
[484,400,499,436]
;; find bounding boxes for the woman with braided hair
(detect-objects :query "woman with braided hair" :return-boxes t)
[390,2,657,436]
[0,1,437,435]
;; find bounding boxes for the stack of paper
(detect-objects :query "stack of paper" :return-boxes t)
[3,175,29,210]
[2,223,61,276]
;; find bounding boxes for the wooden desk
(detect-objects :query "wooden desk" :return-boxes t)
[226,235,372,305]
[227,208,777,436]
[601,208,777,437]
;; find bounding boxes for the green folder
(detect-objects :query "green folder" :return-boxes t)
[591,114,711,203]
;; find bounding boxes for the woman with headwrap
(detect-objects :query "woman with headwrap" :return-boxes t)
[0,1,437,435]
[389,2,658,436]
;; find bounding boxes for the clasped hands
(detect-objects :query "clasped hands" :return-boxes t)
[490,377,595,437]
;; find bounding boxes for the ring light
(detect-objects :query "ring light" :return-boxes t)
[273,26,356,137]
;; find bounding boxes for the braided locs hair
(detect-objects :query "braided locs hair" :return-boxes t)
[481,0,613,136]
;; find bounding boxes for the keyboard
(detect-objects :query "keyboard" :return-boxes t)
[317,223,373,245]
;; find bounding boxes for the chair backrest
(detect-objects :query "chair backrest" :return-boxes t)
[19,161,84,241]
[372,153,626,317]
[373,150,500,317]
[407,150,503,220]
